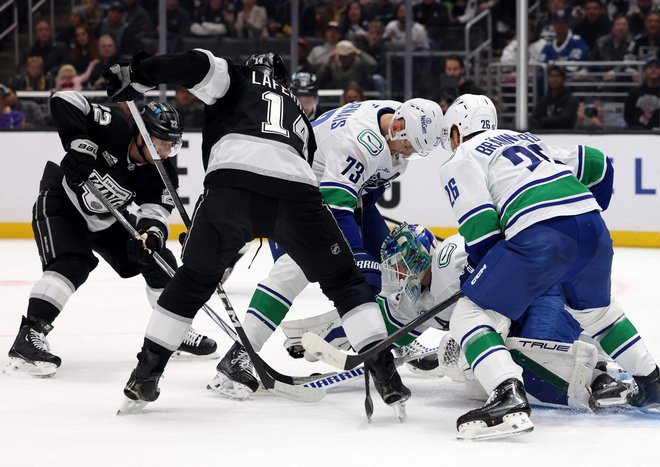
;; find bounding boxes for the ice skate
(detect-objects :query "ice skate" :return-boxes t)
[5,316,61,378]
[392,340,443,377]
[118,349,163,415]
[589,373,630,409]
[456,378,534,440]
[207,341,259,400]
[172,327,219,360]
[627,366,660,409]
[366,349,411,422]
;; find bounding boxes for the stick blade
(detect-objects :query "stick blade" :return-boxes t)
[272,381,327,403]
[301,332,349,369]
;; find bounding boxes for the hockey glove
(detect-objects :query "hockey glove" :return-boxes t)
[103,51,156,103]
[127,227,165,266]
[60,138,98,186]
[354,249,382,296]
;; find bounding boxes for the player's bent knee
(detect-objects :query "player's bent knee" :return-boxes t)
[46,254,93,290]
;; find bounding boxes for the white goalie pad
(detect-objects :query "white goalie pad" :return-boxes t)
[281,309,350,362]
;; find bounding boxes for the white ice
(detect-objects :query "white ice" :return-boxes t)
[1,240,659,467]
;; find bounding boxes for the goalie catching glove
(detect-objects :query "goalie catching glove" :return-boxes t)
[103,51,156,103]
[127,227,165,266]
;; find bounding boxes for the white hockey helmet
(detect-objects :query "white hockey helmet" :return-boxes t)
[388,98,443,158]
[441,94,497,150]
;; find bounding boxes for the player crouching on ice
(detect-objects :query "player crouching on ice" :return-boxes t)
[5,91,217,378]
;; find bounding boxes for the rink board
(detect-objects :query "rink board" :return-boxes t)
[1,132,659,246]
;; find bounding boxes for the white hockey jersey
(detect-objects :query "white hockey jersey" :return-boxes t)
[440,130,601,255]
[311,100,408,213]
[378,234,467,340]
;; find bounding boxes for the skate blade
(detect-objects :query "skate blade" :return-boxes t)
[457,412,534,441]
[392,401,407,423]
[594,394,629,408]
[171,349,220,360]
[3,357,57,378]
[116,396,149,415]
[206,372,254,400]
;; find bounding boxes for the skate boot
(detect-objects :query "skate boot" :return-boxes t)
[365,349,411,422]
[207,341,260,400]
[588,373,630,409]
[5,316,61,377]
[627,366,660,409]
[172,327,219,359]
[118,349,163,415]
[456,378,534,440]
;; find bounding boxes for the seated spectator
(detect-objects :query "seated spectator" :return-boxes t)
[624,56,660,129]
[362,0,396,24]
[173,86,204,128]
[153,0,192,37]
[317,39,378,90]
[24,20,68,75]
[627,0,655,37]
[576,98,605,130]
[70,26,100,74]
[120,0,154,55]
[101,3,128,52]
[383,2,430,50]
[0,84,25,129]
[534,0,568,43]
[296,38,316,74]
[190,0,236,37]
[82,0,103,36]
[89,35,121,88]
[236,0,268,38]
[267,0,317,38]
[413,0,450,45]
[341,81,365,105]
[591,15,636,82]
[438,88,457,113]
[316,0,349,36]
[308,21,343,68]
[628,11,660,60]
[443,54,484,95]
[540,8,589,64]
[363,20,386,75]
[339,1,369,46]
[500,19,547,64]
[12,56,54,91]
[57,6,88,49]
[531,65,579,129]
[572,0,611,51]
[54,62,98,91]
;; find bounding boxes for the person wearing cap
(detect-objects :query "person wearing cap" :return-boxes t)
[572,0,611,50]
[317,39,378,91]
[100,2,128,52]
[624,56,660,129]
[540,8,589,63]
[532,65,579,129]
[308,20,343,68]
[295,37,316,74]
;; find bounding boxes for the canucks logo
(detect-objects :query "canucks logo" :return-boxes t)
[357,129,384,156]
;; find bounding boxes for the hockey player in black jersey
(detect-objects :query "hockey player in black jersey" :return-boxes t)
[104,50,398,408]
[5,91,217,377]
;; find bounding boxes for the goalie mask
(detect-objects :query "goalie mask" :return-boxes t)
[380,223,437,303]
[141,101,183,157]
[388,98,443,159]
[246,53,290,88]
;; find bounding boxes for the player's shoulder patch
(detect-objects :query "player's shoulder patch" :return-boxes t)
[357,128,384,156]
[437,242,457,269]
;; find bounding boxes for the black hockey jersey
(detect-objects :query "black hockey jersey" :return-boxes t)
[49,91,177,236]
[138,49,318,199]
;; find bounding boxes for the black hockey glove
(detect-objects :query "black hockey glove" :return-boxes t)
[103,51,156,103]
[60,138,98,186]
[127,227,165,266]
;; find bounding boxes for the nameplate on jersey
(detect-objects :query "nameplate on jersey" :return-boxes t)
[83,172,133,213]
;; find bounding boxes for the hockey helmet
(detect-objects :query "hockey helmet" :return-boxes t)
[246,53,290,88]
[141,101,183,157]
[380,222,437,303]
[290,72,318,97]
[388,98,443,159]
[441,94,497,150]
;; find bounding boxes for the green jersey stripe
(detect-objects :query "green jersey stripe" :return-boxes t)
[581,146,606,187]
[320,187,358,211]
[459,209,501,245]
[500,176,591,230]
[377,297,417,347]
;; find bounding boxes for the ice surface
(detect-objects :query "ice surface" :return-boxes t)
[1,240,659,466]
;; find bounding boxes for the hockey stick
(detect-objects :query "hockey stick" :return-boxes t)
[82,180,326,399]
[382,215,445,242]
[125,102,328,397]
[302,291,464,370]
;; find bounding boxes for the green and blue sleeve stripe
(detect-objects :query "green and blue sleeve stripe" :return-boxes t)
[320,182,358,212]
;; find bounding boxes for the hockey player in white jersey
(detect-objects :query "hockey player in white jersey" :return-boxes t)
[438,94,660,439]
[210,98,443,414]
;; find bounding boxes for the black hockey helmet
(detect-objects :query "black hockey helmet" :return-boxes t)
[141,101,184,156]
[246,53,289,88]
[290,72,318,97]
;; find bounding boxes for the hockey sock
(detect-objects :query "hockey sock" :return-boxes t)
[144,303,193,355]
[243,282,294,351]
